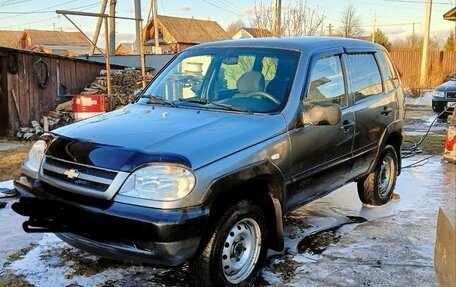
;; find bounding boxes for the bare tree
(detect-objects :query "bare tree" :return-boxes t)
[338,4,363,38]
[226,20,245,37]
[251,0,325,37]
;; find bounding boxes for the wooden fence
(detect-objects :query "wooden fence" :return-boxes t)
[0,47,107,134]
[389,51,456,89]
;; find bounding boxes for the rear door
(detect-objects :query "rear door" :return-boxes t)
[344,50,397,179]
[286,49,355,211]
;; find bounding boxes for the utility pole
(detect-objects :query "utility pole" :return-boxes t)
[419,0,432,87]
[134,0,146,87]
[152,0,160,53]
[327,23,332,36]
[412,22,416,47]
[134,0,142,53]
[109,0,116,56]
[273,0,282,37]
[371,14,377,43]
[89,0,108,56]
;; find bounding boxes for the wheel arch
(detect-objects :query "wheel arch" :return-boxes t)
[202,161,286,251]
[368,122,403,176]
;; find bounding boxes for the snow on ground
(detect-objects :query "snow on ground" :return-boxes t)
[405,91,433,106]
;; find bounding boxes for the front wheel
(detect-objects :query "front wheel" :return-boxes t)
[357,145,398,206]
[190,200,268,287]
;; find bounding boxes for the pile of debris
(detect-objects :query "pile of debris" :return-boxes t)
[16,68,148,140]
[82,68,145,111]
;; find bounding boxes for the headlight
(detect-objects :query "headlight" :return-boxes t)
[118,164,196,201]
[23,140,46,174]
[433,91,444,98]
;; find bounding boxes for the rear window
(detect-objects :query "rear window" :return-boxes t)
[347,53,383,102]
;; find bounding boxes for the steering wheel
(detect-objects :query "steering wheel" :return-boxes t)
[245,91,280,105]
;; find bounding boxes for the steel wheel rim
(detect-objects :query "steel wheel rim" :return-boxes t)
[221,217,262,284]
[379,154,395,198]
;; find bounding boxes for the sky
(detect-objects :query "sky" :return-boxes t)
[0,0,455,45]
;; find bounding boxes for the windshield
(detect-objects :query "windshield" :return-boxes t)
[137,47,300,113]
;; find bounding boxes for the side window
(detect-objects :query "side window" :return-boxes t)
[347,53,383,102]
[379,51,399,90]
[221,56,255,90]
[304,54,347,108]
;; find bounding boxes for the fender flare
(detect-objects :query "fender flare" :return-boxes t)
[202,160,286,251]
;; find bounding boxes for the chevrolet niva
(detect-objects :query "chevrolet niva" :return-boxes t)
[13,37,404,287]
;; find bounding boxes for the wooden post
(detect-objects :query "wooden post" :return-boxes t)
[273,0,282,37]
[109,0,116,56]
[104,16,113,110]
[152,0,160,53]
[89,0,108,56]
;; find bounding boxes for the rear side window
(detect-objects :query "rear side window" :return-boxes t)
[304,54,347,108]
[377,51,399,92]
[347,53,383,102]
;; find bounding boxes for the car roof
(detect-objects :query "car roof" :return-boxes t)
[188,36,385,54]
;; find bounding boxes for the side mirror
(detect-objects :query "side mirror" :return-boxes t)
[302,102,342,126]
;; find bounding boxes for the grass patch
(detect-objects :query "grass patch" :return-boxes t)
[0,143,33,182]
[404,135,446,155]
[0,272,33,287]
[4,244,37,266]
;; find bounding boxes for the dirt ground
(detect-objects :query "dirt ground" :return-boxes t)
[0,104,454,287]
[0,140,33,182]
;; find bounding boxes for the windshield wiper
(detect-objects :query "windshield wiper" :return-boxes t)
[178,97,208,104]
[142,95,176,107]
[209,102,252,113]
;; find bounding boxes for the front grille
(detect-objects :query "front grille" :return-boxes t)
[41,156,118,193]
[446,91,456,99]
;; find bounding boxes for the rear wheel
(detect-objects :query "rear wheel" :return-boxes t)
[357,145,398,206]
[190,200,268,287]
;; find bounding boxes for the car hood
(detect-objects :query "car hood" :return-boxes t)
[49,104,287,171]
[436,80,456,92]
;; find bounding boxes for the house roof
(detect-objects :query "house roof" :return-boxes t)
[443,7,456,21]
[21,29,89,46]
[242,27,273,38]
[0,30,21,48]
[146,15,230,44]
[116,43,134,55]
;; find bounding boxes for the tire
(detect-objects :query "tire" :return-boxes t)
[190,200,268,287]
[357,145,398,206]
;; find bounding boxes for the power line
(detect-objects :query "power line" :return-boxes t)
[0,0,77,20]
[384,0,454,4]
[201,0,245,17]
[0,2,100,29]
[0,0,33,7]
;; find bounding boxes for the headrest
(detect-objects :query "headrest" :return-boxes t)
[236,71,265,94]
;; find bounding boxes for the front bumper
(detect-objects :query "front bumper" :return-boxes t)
[13,177,209,267]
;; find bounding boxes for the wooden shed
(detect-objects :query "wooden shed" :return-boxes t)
[143,15,230,53]
[0,47,107,135]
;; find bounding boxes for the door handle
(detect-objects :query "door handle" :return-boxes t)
[381,106,393,115]
[340,121,355,131]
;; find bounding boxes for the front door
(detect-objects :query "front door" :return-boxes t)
[286,50,355,211]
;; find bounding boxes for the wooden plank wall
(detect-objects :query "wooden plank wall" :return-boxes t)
[2,51,104,133]
[390,51,456,89]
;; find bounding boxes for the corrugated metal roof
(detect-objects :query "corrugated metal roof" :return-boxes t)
[0,30,21,48]
[145,15,230,44]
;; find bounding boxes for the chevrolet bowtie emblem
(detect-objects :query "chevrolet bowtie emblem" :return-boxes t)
[63,169,80,179]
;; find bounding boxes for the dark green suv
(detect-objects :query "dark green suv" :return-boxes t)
[14,37,404,287]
